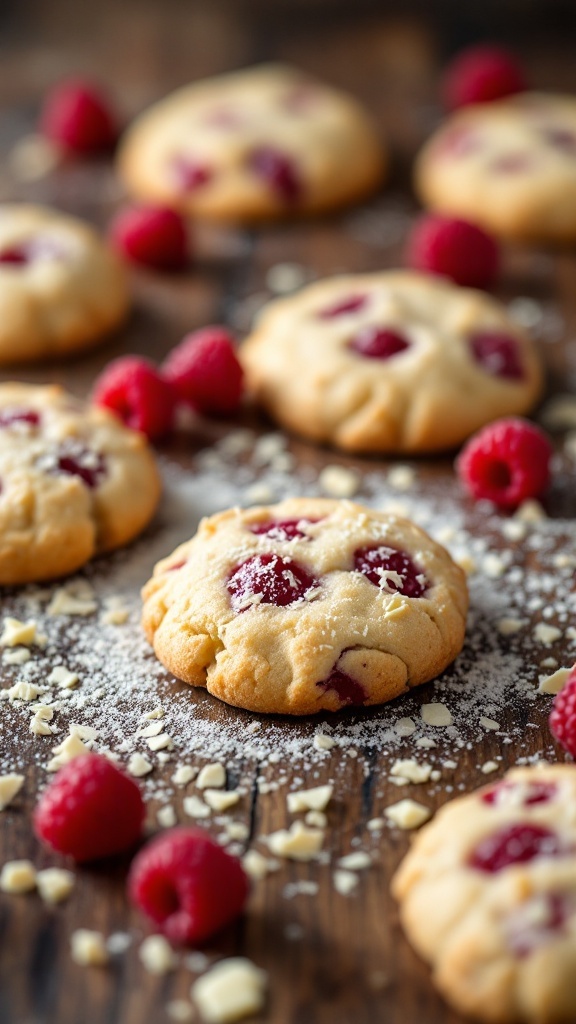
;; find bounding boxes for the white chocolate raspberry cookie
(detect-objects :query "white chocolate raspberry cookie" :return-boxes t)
[117,64,385,223]
[241,270,542,454]
[393,764,576,1024]
[415,93,576,243]
[0,204,129,364]
[141,498,468,716]
[0,383,161,584]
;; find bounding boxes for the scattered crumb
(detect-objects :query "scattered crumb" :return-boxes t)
[192,958,267,1023]
[538,667,572,695]
[0,774,24,810]
[318,465,359,498]
[0,859,36,893]
[70,929,109,967]
[36,868,75,904]
[265,821,324,861]
[384,799,431,830]
[139,934,177,975]
[420,703,453,727]
[197,763,226,790]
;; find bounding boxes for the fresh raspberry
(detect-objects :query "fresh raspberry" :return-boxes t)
[92,356,175,440]
[109,205,189,271]
[406,214,499,290]
[34,753,145,862]
[39,79,118,154]
[441,45,527,110]
[128,827,249,945]
[549,665,576,758]
[456,418,553,509]
[162,327,244,416]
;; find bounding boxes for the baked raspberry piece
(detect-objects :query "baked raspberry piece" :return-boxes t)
[350,326,410,360]
[0,408,40,429]
[406,214,499,290]
[482,780,557,807]
[318,294,368,319]
[469,332,524,380]
[249,146,301,203]
[354,545,428,598]
[109,205,189,271]
[169,154,214,192]
[52,442,106,488]
[128,827,249,945]
[549,666,576,758]
[457,418,553,509]
[34,753,145,862]
[162,327,244,416]
[441,45,527,110]
[469,823,562,873]
[228,553,318,611]
[92,356,175,440]
[250,518,318,541]
[317,669,366,706]
[40,79,118,154]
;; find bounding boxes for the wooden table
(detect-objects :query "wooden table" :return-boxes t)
[1,4,576,1023]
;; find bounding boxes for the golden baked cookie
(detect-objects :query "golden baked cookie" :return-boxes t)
[0,383,161,585]
[393,764,576,1024]
[0,204,129,364]
[117,63,385,222]
[241,270,543,454]
[141,498,468,715]
[415,93,576,243]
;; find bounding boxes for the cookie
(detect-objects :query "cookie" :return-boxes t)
[241,270,543,454]
[117,63,385,223]
[392,764,576,1024]
[0,383,161,584]
[141,498,468,716]
[0,204,129,364]
[415,92,576,243]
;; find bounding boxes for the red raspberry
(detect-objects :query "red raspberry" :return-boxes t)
[40,79,118,154]
[92,355,176,439]
[162,327,244,416]
[109,205,189,271]
[441,45,527,110]
[549,665,576,758]
[456,418,553,509]
[128,827,249,945]
[34,753,145,862]
[405,214,499,290]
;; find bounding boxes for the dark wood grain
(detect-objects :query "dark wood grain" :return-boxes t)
[0,4,575,1023]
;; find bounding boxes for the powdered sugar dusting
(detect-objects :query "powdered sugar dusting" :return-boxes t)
[1,430,574,798]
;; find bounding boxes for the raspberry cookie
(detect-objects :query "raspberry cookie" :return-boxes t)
[0,204,129,364]
[141,498,468,715]
[415,93,576,243]
[241,270,542,454]
[0,383,160,584]
[393,764,576,1024]
[117,64,385,223]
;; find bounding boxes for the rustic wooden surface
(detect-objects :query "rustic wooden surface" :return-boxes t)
[1,3,576,1023]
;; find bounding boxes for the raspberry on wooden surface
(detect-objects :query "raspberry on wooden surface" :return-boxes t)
[128,827,249,945]
[549,666,576,758]
[109,205,189,271]
[34,753,145,862]
[39,79,119,154]
[456,418,553,509]
[406,214,499,290]
[441,45,527,110]
[92,355,176,439]
[162,326,244,416]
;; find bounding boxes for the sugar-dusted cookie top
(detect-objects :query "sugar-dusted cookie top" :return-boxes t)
[393,763,576,1024]
[0,204,129,364]
[0,383,161,584]
[142,497,468,716]
[118,63,385,222]
[415,92,576,243]
[241,270,542,454]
